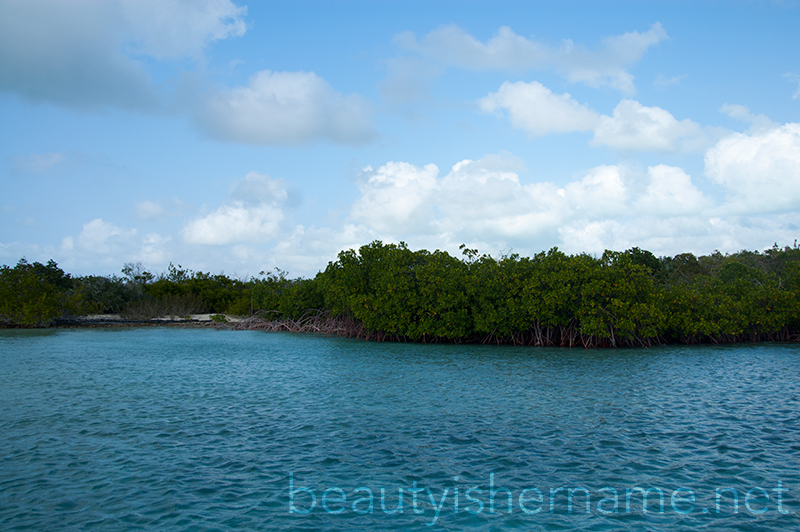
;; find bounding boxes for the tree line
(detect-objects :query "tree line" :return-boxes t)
[2,242,799,347]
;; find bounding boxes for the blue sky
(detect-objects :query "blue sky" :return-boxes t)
[1,0,799,277]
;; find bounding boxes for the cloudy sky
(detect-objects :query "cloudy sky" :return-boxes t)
[1,0,799,277]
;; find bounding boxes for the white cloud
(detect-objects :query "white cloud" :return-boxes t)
[405,156,782,259]
[51,150,795,277]
[345,156,636,252]
[138,233,171,264]
[183,172,289,245]
[76,218,137,254]
[395,23,667,93]
[265,223,381,276]
[633,165,712,216]
[0,1,374,148]
[56,220,177,271]
[564,165,628,218]
[559,213,799,259]
[0,0,246,109]
[480,82,711,152]
[479,81,599,136]
[705,123,800,214]
[435,156,564,242]
[350,162,439,233]
[260,154,738,272]
[558,220,629,255]
[343,155,562,250]
[183,204,285,245]
[720,103,776,132]
[192,70,376,145]
[556,23,668,93]
[119,0,246,60]
[394,25,548,72]
[591,99,709,152]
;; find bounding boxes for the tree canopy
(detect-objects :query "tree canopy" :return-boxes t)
[2,243,799,347]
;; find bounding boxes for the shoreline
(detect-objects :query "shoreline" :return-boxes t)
[2,314,798,348]
[0,314,243,329]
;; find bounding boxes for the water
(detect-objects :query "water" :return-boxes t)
[1,328,798,530]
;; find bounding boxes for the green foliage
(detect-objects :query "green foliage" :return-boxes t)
[320,241,420,335]
[623,246,662,276]
[278,278,324,320]
[577,251,665,343]
[521,248,594,330]
[317,242,800,345]
[250,269,292,316]
[210,314,228,324]
[0,259,86,326]
[77,275,131,314]
[318,241,473,339]
[141,269,247,315]
[410,249,471,339]
[467,253,535,338]
[3,242,799,342]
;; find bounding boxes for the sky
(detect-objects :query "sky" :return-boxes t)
[1,0,799,278]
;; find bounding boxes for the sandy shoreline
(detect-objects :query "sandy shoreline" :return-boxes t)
[3,314,246,328]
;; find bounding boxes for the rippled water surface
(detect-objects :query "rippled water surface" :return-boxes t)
[1,328,799,530]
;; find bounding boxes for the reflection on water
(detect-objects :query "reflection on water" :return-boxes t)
[1,328,798,530]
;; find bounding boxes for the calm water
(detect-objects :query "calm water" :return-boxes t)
[1,328,798,531]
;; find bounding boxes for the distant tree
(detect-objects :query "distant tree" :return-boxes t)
[0,258,84,325]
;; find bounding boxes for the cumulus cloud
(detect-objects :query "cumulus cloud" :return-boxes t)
[139,233,171,264]
[75,218,137,254]
[434,156,564,241]
[60,141,798,275]
[0,0,246,109]
[343,154,717,257]
[216,154,713,273]
[191,70,377,145]
[705,123,800,214]
[285,152,796,264]
[633,165,712,216]
[480,82,712,152]
[57,145,797,277]
[564,165,628,218]
[349,155,538,241]
[184,204,284,245]
[350,162,439,233]
[0,0,375,147]
[479,81,599,136]
[394,23,667,93]
[183,171,289,245]
[592,99,709,152]
[57,219,173,271]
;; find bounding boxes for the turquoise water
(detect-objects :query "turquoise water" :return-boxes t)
[1,328,798,531]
